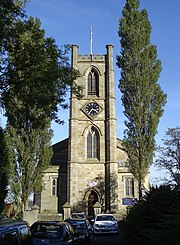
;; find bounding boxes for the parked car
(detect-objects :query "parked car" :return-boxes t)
[0,217,32,245]
[64,218,92,244]
[70,213,87,220]
[93,214,119,235]
[30,221,79,245]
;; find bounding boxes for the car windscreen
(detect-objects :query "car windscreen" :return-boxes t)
[71,214,85,219]
[31,224,63,239]
[96,215,115,221]
[66,220,86,229]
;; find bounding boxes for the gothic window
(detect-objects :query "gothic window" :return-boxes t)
[52,178,57,196]
[125,178,134,197]
[87,127,99,159]
[88,69,99,96]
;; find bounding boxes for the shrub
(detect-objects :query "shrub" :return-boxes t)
[123,185,180,245]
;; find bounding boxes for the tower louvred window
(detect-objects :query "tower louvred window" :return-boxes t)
[88,69,99,96]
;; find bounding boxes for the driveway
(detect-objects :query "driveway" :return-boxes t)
[92,230,130,245]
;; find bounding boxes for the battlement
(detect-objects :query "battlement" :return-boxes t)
[78,54,105,61]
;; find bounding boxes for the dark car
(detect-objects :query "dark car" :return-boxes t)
[0,217,32,245]
[30,221,79,245]
[64,218,92,244]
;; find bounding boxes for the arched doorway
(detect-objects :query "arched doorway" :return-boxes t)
[88,190,98,217]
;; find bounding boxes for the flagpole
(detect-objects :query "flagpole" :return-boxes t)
[90,26,93,56]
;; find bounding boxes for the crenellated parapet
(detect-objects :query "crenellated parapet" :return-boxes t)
[77,54,105,61]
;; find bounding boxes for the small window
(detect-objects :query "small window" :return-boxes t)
[52,178,57,196]
[125,178,134,197]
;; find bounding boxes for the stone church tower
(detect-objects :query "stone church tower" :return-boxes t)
[68,44,118,214]
[37,44,150,216]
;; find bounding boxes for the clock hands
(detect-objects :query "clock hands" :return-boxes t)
[89,108,97,115]
[85,102,100,116]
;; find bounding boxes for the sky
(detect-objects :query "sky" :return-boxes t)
[1,0,180,184]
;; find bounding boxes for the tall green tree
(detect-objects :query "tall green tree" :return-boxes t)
[7,123,53,211]
[0,126,14,213]
[117,0,167,199]
[0,6,81,210]
[155,127,180,186]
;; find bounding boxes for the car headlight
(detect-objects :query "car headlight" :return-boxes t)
[94,224,100,228]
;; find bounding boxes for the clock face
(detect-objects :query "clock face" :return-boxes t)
[85,102,100,116]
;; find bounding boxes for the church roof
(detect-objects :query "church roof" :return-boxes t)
[50,137,125,167]
[51,138,68,166]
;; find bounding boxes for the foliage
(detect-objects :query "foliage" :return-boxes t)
[0,0,27,48]
[0,126,14,214]
[0,0,28,107]
[6,123,53,210]
[116,0,167,199]
[1,16,82,127]
[123,185,180,245]
[9,180,22,218]
[155,127,180,186]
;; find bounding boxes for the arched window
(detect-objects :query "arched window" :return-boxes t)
[87,127,99,159]
[88,69,99,96]
[125,178,134,197]
[52,178,57,196]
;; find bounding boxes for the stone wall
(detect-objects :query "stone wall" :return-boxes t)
[23,205,63,226]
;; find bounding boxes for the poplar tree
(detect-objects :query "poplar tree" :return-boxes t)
[117,0,167,199]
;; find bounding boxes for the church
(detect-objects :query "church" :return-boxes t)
[35,44,149,216]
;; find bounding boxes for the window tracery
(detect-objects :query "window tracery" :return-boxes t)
[87,127,99,159]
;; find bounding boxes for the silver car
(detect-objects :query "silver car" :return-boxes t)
[93,214,119,234]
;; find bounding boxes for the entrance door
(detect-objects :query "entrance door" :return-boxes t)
[88,190,98,217]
